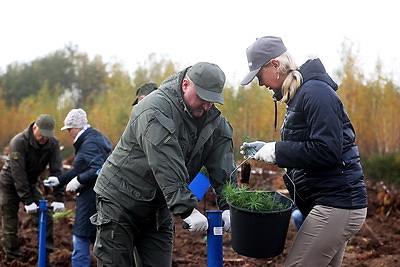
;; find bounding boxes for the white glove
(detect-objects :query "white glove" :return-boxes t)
[51,202,65,212]
[254,142,276,164]
[222,210,231,232]
[240,141,266,158]
[24,203,38,214]
[183,208,208,232]
[66,177,82,192]
[43,176,60,187]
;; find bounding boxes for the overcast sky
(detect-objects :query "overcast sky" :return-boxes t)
[1,0,399,85]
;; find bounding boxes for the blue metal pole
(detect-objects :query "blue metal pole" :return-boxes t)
[38,200,48,267]
[206,210,223,267]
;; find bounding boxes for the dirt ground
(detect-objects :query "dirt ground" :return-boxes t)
[1,162,400,266]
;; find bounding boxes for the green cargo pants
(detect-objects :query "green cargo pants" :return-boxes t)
[91,196,174,266]
[0,186,54,259]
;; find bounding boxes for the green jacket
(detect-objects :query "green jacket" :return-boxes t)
[94,68,237,218]
[0,123,64,205]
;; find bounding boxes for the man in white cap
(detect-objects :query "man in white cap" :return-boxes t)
[91,62,237,266]
[0,114,64,264]
[45,108,112,267]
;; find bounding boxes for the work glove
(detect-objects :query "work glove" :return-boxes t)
[254,142,276,164]
[51,202,65,212]
[240,141,266,158]
[66,177,82,192]
[183,208,208,232]
[43,176,60,187]
[222,210,231,232]
[24,202,38,214]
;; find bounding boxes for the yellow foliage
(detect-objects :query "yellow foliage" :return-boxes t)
[2,51,400,163]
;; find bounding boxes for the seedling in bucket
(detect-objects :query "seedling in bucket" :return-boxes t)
[222,183,290,212]
[222,183,294,258]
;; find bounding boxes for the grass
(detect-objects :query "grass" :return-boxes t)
[52,209,74,223]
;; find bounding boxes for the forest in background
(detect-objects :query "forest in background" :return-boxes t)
[1,42,399,183]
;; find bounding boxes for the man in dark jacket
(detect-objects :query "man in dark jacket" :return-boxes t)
[91,62,237,266]
[0,114,64,262]
[44,108,112,267]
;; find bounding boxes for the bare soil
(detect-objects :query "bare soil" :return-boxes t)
[1,162,400,266]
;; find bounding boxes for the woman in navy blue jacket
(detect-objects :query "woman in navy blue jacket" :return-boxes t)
[45,108,112,267]
[240,36,368,267]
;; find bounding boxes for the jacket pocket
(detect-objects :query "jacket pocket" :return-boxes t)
[119,179,156,202]
[90,212,114,264]
[144,111,175,146]
[118,179,160,219]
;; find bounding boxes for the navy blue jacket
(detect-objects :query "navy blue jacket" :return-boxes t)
[59,127,112,238]
[276,59,368,216]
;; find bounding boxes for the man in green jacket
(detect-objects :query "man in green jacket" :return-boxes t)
[0,114,64,263]
[91,62,237,266]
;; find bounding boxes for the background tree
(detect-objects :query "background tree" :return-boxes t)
[1,44,400,183]
[89,63,135,146]
[132,53,178,88]
[73,54,108,107]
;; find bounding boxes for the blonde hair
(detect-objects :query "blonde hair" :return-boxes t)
[276,52,303,103]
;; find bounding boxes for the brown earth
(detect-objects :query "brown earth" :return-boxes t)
[1,162,400,266]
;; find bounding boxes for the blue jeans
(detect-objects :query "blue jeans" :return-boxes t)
[72,235,92,267]
[291,208,305,230]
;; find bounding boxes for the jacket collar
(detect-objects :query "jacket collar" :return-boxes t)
[299,58,338,91]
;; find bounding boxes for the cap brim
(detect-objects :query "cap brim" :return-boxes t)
[241,67,261,85]
[195,86,224,105]
[132,97,139,106]
[60,125,71,131]
[40,128,54,137]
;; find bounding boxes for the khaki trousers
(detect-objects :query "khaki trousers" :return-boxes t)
[285,205,367,267]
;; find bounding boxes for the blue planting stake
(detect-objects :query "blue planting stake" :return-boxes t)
[38,200,48,267]
[182,211,225,265]
[206,210,223,267]
[184,173,223,265]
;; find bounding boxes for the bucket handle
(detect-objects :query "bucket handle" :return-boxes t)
[273,190,294,209]
[283,173,296,206]
[283,173,308,210]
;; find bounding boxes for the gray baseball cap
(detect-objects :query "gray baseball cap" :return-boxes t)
[241,36,287,85]
[35,114,55,137]
[187,62,226,105]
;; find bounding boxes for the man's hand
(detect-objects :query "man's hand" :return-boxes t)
[222,210,231,232]
[44,176,60,187]
[240,141,266,158]
[66,177,82,192]
[51,202,65,212]
[254,142,276,164]
[183,209,208,232]
[24,203,38,214]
